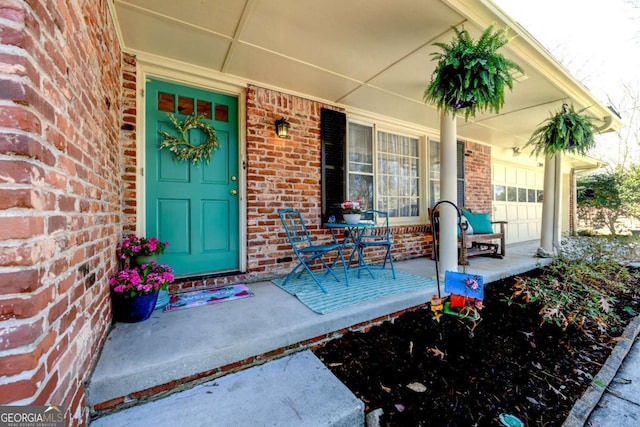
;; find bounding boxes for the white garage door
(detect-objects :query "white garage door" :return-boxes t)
[492,163,544,244]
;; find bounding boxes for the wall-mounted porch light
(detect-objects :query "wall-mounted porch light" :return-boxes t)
[275,117,290,138]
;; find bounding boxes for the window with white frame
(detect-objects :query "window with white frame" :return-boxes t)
[492,185,543,203]
[428,139,465,208]
[347,121,421,220]
[347,122,374,209]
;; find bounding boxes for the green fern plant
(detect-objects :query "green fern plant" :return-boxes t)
[424,24,523,120]
[525,103,596,157]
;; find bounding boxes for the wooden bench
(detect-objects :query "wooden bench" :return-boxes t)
[458,220,506,265]
[429,207,507,265]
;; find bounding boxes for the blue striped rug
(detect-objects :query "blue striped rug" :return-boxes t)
[271,269,437,314]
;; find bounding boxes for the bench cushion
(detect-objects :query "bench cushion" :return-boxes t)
[462,210,494,234]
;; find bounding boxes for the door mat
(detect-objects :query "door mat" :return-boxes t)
[163,284,254,312]
[272,270,437,314]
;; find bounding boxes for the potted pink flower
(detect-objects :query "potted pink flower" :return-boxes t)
[109,262,174,323]
[341,199,362,224]
[116,234,169,266]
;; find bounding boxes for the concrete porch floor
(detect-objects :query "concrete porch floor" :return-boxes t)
[87,241,548,415]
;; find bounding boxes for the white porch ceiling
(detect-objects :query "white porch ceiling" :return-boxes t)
[111,0,621,154]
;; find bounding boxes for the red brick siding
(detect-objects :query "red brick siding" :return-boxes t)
[244,86,337,278]
[0,1,121,426]
[121,53,137,233]
[463,141,492,212]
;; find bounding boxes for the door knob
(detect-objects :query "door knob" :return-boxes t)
[230,189,237,196]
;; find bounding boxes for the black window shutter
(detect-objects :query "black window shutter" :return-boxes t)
[321,108,346,222]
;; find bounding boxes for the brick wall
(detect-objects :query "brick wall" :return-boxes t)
[463,141,492,212]
[0,1,122,426]
[121,53,137,233]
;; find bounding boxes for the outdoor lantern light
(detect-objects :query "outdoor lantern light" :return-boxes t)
[275,117,290,138]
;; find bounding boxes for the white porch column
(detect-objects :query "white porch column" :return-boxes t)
[553,153,563,248]
[438,112,458,280]
[538,154,556,256]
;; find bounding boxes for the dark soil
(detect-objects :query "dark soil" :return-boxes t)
[314,269,640,426]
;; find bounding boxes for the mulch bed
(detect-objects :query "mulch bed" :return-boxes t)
[314,269,640,426]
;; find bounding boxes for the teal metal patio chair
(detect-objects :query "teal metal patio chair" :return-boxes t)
[358,209,395,279]
[278,208,349,293]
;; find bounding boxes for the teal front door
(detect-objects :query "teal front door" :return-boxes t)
[145,79,239,276]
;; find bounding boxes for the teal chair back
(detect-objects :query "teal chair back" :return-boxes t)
[278,208,349,292]
[359,209,395,278]
[279,208,313,250]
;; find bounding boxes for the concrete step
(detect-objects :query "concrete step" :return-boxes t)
[90,350,364,427]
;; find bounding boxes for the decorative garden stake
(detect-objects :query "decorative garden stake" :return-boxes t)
[430,201,485,334]
[443,271,484,332]
[158,113,220,164]
[525,103,596,157]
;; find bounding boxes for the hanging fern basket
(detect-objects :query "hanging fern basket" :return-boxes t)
[158,114,220,164]
[525,103,596,157]
[424,24,523,120]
